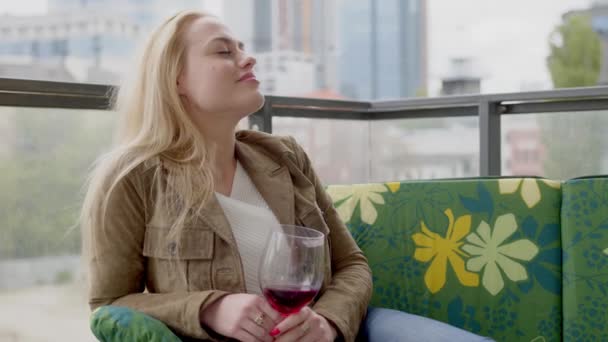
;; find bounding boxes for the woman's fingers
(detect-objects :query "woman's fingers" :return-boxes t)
[258,298,283,325]
[241,319,274,342]
[271,307,312,340]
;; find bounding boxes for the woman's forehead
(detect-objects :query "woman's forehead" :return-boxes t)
[183,16,235,45]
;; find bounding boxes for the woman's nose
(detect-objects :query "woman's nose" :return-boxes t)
[239,54,256,69]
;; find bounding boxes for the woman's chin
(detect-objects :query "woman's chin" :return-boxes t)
[246,91,265,113]
[230,92,265,120]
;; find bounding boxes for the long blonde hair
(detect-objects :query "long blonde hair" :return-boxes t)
[81,11,213,259]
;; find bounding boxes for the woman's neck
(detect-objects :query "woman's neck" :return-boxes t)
[201,123,238,196]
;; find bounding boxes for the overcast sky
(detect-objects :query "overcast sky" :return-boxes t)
[0,0,595,96]
[426,0,593,95]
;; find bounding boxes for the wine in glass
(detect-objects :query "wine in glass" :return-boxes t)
[259,224,325,315]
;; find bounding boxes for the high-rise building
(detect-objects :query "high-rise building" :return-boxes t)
[223,0,337,93]
[338,0,427,100]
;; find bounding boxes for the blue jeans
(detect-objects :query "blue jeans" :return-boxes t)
[359,307,494,342]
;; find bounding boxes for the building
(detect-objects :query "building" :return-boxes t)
[255,51,316,95]
[223,0,337,93]
[0,0,205,84]
[501,117,545,176]
[440,57,481,96]
[47,0,205,29]
[338,0,427,100]
[274,0,338,89]
[370,123,478,181]
[0,12,140,83]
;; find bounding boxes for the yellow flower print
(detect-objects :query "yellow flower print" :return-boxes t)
[386,182,400,193]
[412,209,479,293]
[498,178,561,208]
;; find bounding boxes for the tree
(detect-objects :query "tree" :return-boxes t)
[548,14,602,87]
[0,107,116,259]
[542,14,605,179]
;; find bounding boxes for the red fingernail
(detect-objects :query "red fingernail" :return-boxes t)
[270,328,280,337]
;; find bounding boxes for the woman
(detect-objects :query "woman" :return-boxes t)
[82,10,491,342]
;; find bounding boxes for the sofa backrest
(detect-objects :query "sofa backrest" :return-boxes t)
[327,177,562,342]
[561,176,608,341]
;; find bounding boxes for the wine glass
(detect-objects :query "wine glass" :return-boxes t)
[258,224,325,315]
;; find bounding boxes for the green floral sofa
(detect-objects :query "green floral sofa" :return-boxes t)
[91,176,608,342]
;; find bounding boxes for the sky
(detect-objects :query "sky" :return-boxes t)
[0,0,597,96]
[426,0,594,95]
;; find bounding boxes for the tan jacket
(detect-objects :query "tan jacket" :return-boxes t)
[88,130,373,341]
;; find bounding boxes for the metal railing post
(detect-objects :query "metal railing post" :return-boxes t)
[479,99,502,176]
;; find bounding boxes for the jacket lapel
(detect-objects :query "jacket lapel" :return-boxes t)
[197,194,237,247]
[235,138,295,225]
[155,133,297,247]
[149,156,238,248]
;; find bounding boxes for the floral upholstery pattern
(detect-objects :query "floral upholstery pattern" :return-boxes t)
[327,178,562,342]
[562,177,608,341]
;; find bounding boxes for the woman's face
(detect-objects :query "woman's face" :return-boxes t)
[177,16,264,127]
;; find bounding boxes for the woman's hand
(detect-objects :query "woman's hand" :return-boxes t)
[271,307,337,342]
[200,293,282,342]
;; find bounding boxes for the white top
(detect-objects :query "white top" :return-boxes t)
[215,161,281,294]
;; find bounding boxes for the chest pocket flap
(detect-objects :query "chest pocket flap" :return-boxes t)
[143,226,214,260]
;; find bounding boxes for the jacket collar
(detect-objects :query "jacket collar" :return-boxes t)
[198,132,296,247]
[147,131,297,247]
[234,132,295,226]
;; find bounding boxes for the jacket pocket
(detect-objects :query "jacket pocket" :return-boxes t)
[143,226,214,292]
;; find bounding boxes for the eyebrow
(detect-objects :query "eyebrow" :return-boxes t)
[206,36,245,50]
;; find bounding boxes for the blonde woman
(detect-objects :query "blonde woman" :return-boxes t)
[83,10,492,342]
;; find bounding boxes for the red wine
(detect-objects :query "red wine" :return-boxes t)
[262,286,319,314]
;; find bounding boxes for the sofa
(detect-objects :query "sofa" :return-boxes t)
[91,176,608,341]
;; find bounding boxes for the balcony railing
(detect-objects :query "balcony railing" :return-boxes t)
[2,77,608,176]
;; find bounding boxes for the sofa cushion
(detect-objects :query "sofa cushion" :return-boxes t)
[90,305,181,342]
[327,177,562,342]
[562,176,608,341]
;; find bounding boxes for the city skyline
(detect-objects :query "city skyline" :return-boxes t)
[0,0,596,96]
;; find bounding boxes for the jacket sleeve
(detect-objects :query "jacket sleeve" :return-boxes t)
[87,168,228,340]
[287,137,373,342]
